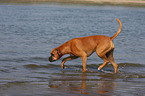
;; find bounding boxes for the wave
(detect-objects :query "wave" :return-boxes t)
[23,63,145,69]
[0,58,26,62]
[23,63,145,79]
[0,57,48,63]
[30,57,48,61]
[118,63,145,67]
[1,56,144,68]
[23,64,60,69]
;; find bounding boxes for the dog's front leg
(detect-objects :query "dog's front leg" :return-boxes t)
[81,56,87,72]
[61,56,78,69]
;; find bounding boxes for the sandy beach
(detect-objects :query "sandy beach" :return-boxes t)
[1,0,145,7]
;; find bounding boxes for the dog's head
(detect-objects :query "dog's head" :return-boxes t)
[49,48,62,62]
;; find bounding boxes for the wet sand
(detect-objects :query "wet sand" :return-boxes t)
[1,0,145,7]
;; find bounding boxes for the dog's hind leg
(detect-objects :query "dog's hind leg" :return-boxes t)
[97,48,118,73]
[107,49,118,73]
[96,45,112,71]
[97,57,109,71]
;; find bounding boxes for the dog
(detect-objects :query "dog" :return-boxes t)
[49,18,122,73]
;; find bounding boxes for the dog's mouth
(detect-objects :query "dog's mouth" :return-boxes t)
[49,56,56,62]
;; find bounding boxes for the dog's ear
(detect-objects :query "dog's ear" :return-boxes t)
[56,49,62,57]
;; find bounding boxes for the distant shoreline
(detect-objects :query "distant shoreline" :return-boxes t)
[0,0,145,7]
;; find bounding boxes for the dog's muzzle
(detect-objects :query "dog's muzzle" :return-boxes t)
[49,56,53,62]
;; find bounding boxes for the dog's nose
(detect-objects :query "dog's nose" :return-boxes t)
[49,57,52,62]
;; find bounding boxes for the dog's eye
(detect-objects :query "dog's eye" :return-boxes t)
[51,53,54,56]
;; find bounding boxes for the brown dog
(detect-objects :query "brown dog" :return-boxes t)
[49,18,122,73]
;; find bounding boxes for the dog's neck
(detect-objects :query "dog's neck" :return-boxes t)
[58,43,70,56]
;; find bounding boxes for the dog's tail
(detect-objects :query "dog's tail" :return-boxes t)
[110,18,122,40]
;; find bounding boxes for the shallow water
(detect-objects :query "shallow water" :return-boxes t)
[0,4,145,96]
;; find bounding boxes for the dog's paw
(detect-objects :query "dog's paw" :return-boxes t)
[61,65,65,69]
[82,69,87,72]
[98,67,101,71]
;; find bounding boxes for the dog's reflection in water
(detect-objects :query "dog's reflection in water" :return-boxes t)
[49,72,116,95]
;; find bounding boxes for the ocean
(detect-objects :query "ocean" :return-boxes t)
[0,4,145,96]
